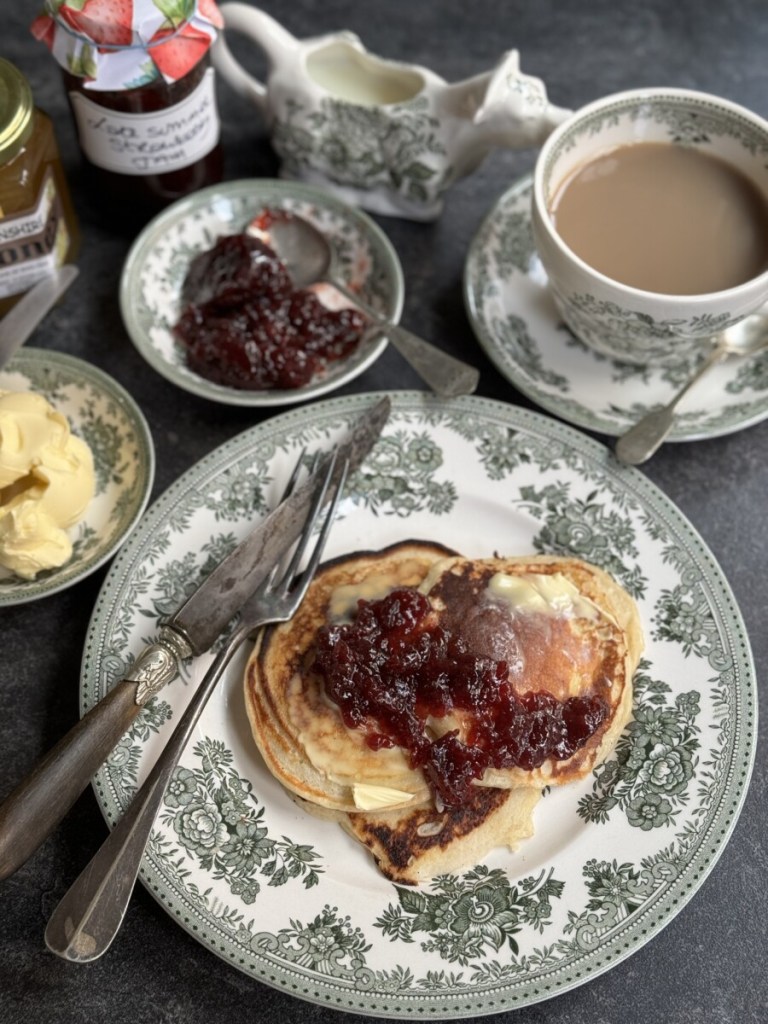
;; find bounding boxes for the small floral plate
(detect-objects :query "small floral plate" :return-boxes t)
[83,393,755,1017]
[0,349,154,606]
[464,175,768,440]
[119,179,404,407]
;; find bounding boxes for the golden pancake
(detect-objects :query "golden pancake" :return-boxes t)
[418,554,643,792]
[244,541,458,812]
[244,544,643,815]
[293,786,541,886]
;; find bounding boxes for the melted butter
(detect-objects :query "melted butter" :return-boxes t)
[352,783,415,810]
[328,559,428,621]
[287,673,419,789]
[486,571,604,620]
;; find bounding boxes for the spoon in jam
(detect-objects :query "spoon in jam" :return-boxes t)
[615,314,768,465]
[255,212,480,398]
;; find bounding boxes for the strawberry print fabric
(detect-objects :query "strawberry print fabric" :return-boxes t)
[31,0,222,89]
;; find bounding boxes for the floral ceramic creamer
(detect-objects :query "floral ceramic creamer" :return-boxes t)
[212,3,569,220]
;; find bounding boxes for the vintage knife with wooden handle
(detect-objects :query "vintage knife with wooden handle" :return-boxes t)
[0,397,390,880]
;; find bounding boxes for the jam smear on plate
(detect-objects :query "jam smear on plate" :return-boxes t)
[313,587,609,807]
[173,233,367,390]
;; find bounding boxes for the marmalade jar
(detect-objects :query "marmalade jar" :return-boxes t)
[31,0,224,220]
[0,59,80,316]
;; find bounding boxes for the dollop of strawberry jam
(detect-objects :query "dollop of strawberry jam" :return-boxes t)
[313,587,609,807]
[173,234,366,390]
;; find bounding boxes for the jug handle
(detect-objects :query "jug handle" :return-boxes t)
[211,2,298,115]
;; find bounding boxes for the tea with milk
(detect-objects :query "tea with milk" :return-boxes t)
[551,142,768,294]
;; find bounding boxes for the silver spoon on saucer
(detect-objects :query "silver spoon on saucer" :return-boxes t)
[259,212,480,398]
[614,316,768,465]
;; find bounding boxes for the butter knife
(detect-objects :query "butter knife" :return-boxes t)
[0,396,390,880]
[0,265,79,370]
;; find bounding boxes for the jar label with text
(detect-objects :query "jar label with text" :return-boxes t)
[0,170,69,300]
[69,67,220,177]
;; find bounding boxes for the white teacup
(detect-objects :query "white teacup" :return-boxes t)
[532,88,768,365]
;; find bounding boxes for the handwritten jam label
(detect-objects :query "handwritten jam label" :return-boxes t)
[69,68,220,176]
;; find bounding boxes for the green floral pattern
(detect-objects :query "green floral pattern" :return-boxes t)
[252,906,371,979]
[579,663,700,829]
[352,429,456,516]
[120,180,403,408]
[0,349,154,606]
[554,290,739,366]
[464,175,768,440]
[519,480,646,598]
[376,867,564,964]
[560,849,682,951]
[273,96,450,207]
[161,738,322,901]
[84,394,755,1017]
[541,95,768,190]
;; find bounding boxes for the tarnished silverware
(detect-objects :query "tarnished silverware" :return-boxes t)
[0,397,390,880]
[262,213,481,398]
[0,265,79,370]
[615,316,768,465]
[45,449,349,962]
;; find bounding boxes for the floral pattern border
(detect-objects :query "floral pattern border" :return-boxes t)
[463,175,768,440]
[541,94,768,194]
[83,393,755,1016]
[120,180,404,408]
[0,349,154,605]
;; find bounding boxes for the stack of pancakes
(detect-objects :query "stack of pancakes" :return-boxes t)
[244,541,643,884]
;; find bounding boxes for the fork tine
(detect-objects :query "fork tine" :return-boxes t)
[279,447,308,503]
[278,448,340,590]
[283,455,349,611]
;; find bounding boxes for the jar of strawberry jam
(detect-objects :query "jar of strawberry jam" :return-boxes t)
[31,0,224,220]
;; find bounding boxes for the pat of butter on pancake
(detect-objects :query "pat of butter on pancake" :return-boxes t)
[486,571,605,620]
[329,560,430,621]
[353,784,416,810]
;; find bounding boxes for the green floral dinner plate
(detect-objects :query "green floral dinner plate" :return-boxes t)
[464,175,768,440]
[0,349,154,606]
[119,179,404,408]
[82,393,755,1017]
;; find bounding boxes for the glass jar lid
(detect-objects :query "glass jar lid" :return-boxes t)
[0,60,34,164]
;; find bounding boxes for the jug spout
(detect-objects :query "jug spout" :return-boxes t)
[473,51,570,143]
[212,7,570,221]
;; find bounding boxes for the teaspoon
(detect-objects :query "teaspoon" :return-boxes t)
[255,212,480,398]
[614,316,768,465]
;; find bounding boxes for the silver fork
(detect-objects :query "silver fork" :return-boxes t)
[44,450,348,963]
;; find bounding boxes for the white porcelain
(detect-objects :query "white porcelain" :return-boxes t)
[464,174,768,441]
[82,392,755,1015]
[119,179,404,407]
[212,3,568,220]
[0,349,154,605]
[532,88,768,365]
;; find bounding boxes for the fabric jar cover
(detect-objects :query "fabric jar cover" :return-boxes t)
[30,0,223,90]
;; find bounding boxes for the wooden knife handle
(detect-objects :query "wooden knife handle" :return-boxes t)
[0,680,142,880]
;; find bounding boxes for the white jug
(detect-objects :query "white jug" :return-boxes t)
[212,4,570,220]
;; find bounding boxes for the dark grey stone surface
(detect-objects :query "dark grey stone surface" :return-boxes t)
[1,2,766,1022]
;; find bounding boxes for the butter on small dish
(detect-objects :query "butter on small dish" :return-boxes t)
[0,390,95,579]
